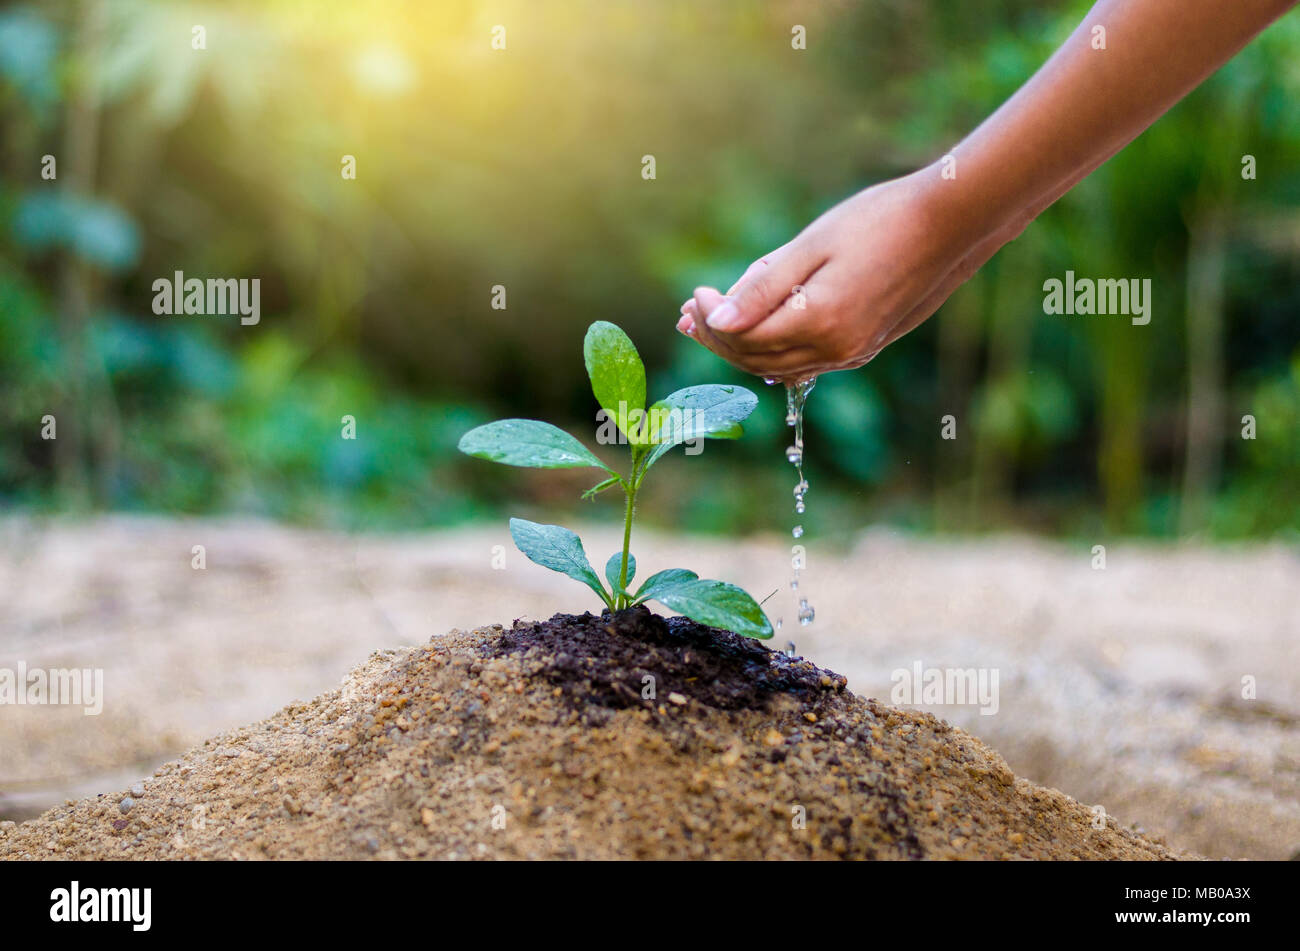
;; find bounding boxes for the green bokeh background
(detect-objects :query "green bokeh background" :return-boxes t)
[2,0,1298,542]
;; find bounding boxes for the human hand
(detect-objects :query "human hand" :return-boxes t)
[676,166,1017,381]
[677,0,1300,383]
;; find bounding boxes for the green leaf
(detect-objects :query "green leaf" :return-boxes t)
[584,321,647,443]
[604,551,636,594]
[643,384,758,467]
[631,567,698,603]
[643,577,774,639]
[459,419,613,472]
[509,518,611,608]
[581,475,621,500]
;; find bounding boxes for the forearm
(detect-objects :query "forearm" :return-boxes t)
[679,0,1295,377]
[937,0,1295,244]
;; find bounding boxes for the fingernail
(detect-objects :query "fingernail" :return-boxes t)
[706,301,740,331]
[680,301,692,315]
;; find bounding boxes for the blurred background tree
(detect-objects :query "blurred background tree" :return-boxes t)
[1,0,1297,541]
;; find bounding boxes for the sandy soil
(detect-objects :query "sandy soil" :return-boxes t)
[0,610,1184,860]
[0,515,1296,858]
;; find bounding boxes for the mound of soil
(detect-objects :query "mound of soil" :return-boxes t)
[0,608,1188,860]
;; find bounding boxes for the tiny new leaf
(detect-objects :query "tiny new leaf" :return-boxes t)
[584,321,647,443]
[604,551,636,595]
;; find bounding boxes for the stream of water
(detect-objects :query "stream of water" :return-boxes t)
[764,376,817,645]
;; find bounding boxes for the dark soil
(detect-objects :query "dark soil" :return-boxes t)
[483,606,847,716]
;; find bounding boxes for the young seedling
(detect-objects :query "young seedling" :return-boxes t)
[458,320,773,638]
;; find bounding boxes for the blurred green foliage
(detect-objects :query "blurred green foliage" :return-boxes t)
[1,0,1297,538]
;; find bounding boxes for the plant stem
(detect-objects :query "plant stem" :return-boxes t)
[617,478,636,610]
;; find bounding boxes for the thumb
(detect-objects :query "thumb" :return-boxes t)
[707,244,814,333]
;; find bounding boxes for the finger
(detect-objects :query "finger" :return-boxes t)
[724,253,771,296]
[709,243,826,335]
[691,285,732,351]
[728,345,824,379]
[693,334,822,378]
[676,313,695,335]
[683,308,824,379]
[715,264,829,354]
[726,241,797,295]
[685,315,822,378]
[727,254,772,295]
[688,288,776,363]
[726,259,765,296]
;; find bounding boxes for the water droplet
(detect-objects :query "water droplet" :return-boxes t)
[775,617,783,631]
[763,377,779,386]
[779,377,818,630]
[798,600,815,626]
[785,641,797,657]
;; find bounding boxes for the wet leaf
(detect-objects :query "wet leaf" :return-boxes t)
[631,567,698,603]
[584,320,647,443]
[509,518,611,608]
[643,384,757,467]
[642,575,773,639]
[459,419,613,472]
[604,551,636,594]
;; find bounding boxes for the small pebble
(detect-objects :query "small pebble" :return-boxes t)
[130,783,145,798]
[118,798,134,814]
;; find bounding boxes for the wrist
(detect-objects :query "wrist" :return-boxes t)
[910,157,1026,255]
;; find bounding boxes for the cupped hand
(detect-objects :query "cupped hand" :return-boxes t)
[676,165,1016,381]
